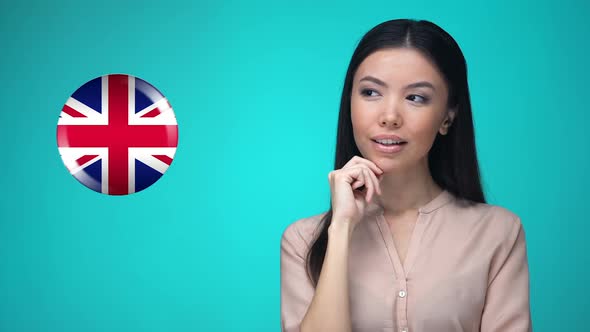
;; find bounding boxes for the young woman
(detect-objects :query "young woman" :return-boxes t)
[280,19,532,332]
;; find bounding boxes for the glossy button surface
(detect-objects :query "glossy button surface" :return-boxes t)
[57,74,178,195]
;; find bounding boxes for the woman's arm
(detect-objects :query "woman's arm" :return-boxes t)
[282,157,381,332]
[480,217,532,331]
[299,221,354,332]
[280,219,355,332]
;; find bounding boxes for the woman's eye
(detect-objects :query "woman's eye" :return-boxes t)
[360,89,379,97]
[408,94,429,103]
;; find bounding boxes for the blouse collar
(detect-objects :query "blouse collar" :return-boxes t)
[418,189,455,214]
[366,188,455,216]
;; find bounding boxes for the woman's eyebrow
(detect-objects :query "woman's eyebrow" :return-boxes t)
[359,75,436,91]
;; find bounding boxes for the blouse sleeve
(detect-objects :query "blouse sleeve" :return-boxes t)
[280,222,316,332]
[480,216,533,331]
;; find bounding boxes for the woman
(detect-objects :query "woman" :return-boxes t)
[280,19,532,332]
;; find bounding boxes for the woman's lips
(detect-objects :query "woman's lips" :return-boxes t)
[371,140,407,153]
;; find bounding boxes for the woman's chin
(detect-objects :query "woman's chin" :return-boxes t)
[372,158,407,172]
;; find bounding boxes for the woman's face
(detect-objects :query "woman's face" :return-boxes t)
[351,48,456,173]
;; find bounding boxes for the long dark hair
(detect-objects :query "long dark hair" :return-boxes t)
[305,19,486,287]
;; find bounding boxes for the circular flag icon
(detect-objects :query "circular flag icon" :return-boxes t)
[56,74,178,195]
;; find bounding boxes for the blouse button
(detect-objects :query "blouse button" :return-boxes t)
[398,290,407,298]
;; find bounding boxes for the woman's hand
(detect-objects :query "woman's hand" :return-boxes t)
[328,156,383,230]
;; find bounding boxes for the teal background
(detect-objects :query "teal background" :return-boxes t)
[0,0,587,330]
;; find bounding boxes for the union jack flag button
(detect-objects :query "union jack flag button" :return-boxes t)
[56,74,179,195]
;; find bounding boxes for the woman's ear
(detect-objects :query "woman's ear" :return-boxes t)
[439,107,457,135]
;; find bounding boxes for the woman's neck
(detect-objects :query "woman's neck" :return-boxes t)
[375,160,442,216]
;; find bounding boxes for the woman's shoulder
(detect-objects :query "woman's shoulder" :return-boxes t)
[281,211,328,249]
[450,197,525,238]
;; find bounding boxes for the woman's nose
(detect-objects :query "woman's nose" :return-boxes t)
[379,107,402,128]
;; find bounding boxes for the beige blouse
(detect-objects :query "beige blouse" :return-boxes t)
[280,189,532,332]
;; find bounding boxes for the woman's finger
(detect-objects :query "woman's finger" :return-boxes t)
[369,167,382,195]
[363,168,374,203]
[351,167,366,190]
[342,156,384,176]
[352,179,363,190]
[350,165,380,197]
